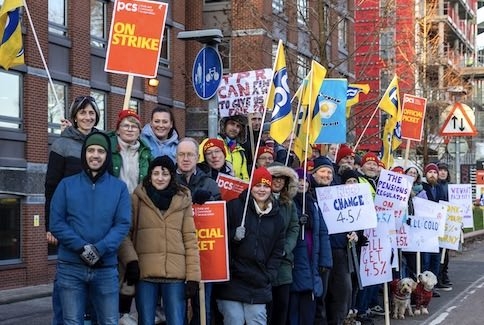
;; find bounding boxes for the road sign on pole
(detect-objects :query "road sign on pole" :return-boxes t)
[439,102,478,136]
[192,46,223,100]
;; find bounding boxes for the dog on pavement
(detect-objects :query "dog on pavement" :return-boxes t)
[390,277,417,319]
[412,271,438,315]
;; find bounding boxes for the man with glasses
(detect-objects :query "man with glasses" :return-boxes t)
[198,138,235,179]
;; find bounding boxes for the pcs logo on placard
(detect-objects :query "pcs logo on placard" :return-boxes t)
[117,1,138,12]
[217,179,234,190]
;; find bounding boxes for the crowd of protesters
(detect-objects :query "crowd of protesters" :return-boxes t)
[46,101,455,325]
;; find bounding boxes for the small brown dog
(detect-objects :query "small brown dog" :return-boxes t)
[412,271,438,315]
[390,278,417,319]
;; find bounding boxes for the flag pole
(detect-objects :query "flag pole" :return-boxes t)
[22,0,61,108]
[354,105,379,151]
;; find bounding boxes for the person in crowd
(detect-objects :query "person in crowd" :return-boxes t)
[141,106,179,162]
[118,156,200,325]
[260,122,274,148]
[214,167,285,324]
[242,112,263,168]
[176,137,221,203]
[289,168,332,325]
[333,144,356,184]
[175,137,221,325]
[255,146,275,168]
[437,162,453,291]
[266,163,300,324]
[107,109,152,325]
[311,144,322,160]
[325,144,339,163]
[391,166,405,174]
[357,152,380,190]
[417,163,446,297]
[45,95,101,325]
[50,132,131,324]
[198,138,235,179]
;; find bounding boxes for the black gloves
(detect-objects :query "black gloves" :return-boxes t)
[125,261,140,285]
[192,190,211,204]
[185,281,199,299]
[318,266,329,276]
[358,234,369,247]
[299,213,312,229]
[80,244,100,266]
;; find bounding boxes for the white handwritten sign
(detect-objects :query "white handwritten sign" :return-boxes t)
[448,184,473,228]
[394,208,410,249]
[217,68,273,117]
[438,202,463,251]
[360,214,393,287]
[402,216,440,253]
[316,183,377,234]
[374,170,413,211]
[412,197,447,236]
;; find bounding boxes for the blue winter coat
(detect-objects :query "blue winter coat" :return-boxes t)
[140,124,179,162]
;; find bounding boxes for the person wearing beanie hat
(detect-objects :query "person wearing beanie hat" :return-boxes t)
[50,131,131,325]
[341,169,360,184]
[357,152,380,192]
[256,146,275,168]
[391,166,404,174]
[335,144,355,166]
[215,167,285,324]
[417,162,448,296]
[198,138,235,180]
[116,109,141,130]
[119,153,201,325]
[265,163,299,325]
[436,162,452,288]
[311,156,335,187]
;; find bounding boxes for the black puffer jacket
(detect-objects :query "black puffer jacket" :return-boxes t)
[214,191,285,304]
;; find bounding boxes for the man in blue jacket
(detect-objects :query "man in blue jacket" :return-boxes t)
[50,132,131,324]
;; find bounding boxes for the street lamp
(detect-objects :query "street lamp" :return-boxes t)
[177,29,223,138]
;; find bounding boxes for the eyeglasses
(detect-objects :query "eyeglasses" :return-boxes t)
[119,123,139,131]
[177,152,197,159]
[205,149,223,157]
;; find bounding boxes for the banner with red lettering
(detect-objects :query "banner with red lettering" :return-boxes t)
[193,201,229,282]
[216,173,249,202]
[217,69,273,117]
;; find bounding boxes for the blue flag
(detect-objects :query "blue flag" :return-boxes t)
[315,79,348,144]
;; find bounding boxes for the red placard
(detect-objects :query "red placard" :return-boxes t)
[216,173,249,202]
[105,0,168,77]
[193,201,229,282]
[401,94,426,141]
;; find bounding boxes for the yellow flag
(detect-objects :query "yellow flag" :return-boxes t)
[0,0,25,70]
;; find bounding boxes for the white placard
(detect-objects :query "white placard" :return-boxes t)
[402,216,440,253]
[412,196,447,236]
[438,202,463,251]
[374,170,414,211]
[448,184,473,228]
[316,183,377,234]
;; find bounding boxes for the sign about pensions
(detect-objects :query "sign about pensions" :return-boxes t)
[193,201,229,282]
[374,170,413,211]
[217,69,273,117]
[401,94,426,141]
[315,183,377,234]
[105,0,168,77]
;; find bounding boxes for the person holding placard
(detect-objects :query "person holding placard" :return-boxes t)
[215,167,285,324]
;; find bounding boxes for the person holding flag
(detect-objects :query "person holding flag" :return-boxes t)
[0,0,25,70]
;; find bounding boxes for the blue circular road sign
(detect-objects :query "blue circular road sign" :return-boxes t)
[192,46,223,100]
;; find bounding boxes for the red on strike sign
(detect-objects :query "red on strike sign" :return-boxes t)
[401,94,426,141]
[105,0,168,77]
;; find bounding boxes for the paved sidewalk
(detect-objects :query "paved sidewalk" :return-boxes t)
[1,230,484,305]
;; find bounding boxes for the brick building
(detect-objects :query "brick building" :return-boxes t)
[0,0,354,289]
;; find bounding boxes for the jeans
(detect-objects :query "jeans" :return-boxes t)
[190,282,212,325]
[355,285,379,315]
[56,261,119,325]
[136,280,186,325]
[52,278,63,325]
[422,251,441,278]
[217,299,266,325]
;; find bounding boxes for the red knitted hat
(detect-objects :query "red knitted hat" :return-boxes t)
[203,138,226,157]
[336,144,355,164]
[251,167,273,189]
[116,109,141,130]
[391,166,404,174]
[361,152,380,166]
[256,146,274,159]
[424,163,439,174]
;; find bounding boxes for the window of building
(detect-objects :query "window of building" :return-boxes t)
[272,0,284,13]
[297,54,310,83]
[380,29,395,60]
[0,72,21,129]
[338,16,348,50]
[159,26,170,68]
[48,0,67,36]
[129,99,140,114]
[297,0,308,24]
[90,0,107,48]
[90,90,106,131]
[0,196,21,264]
[219,38,231,71]
[47,82,67,134]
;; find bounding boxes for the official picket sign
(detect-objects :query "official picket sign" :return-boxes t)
[448,184,473,228]
[412,196,447,237]
[438,202,463,251]
[374,170,413,211]
[193,201,229,282]
[315,183,377,234]
[359,214,393,287]
[402,216,440,253]
[105,0,168,77]
[216,173,249,202]
[217,68,273,117]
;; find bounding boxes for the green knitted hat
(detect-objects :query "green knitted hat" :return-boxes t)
[85,133,108,151]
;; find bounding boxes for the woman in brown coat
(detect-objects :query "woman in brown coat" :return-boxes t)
[118,155,201,325]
